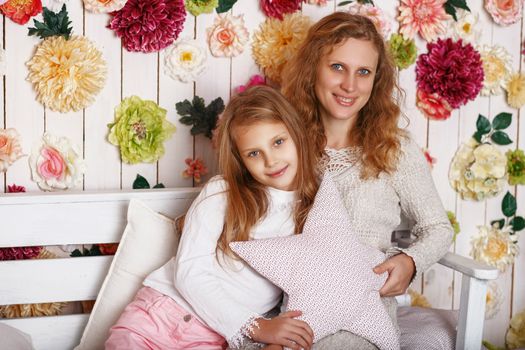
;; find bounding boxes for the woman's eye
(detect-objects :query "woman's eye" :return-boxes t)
[358,68,371,75]
[275,138,284,146]
[331,63,343,71]
[248,151,259,158]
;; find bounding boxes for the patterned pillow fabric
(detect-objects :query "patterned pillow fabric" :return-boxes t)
[230,173,400,350]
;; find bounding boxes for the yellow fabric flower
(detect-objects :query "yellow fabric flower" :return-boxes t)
[479,45,512,96]
[506,72,525,109]
[0,302,65,318]
[471,224,518,272]
[408,289,432,308]
[507,309,525,349]
[252,12,311,84]
[27,35,107,113]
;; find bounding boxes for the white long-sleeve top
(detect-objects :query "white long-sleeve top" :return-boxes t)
[144,176,297,347]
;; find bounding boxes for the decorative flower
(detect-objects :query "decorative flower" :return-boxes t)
[397,0,450,42]
[0,246,42,260]
[408,289,431,308]
[485,281,504,319]
[506,149,525,186]
[346,2,391,38]
[304,0,327,5]
[0,128,25,172]
[422,148,436,168]
[164,38,207,83]
[182,158,208,183]
[7,184,26,192]
[83,0,126,12]
[42,0,68,11]
[416,89,453,121]
[471,224,518,272]
[387,33,417,70]
[446,9,481,44]
[446,211,460,241]
[505,72,525,109]
[235,74,266,94]
[260,0,302,20]
[108,96,176,164]
[507,309,525,349]
[0,302,65,318]
[207,13,249,58]
[485,0,523,26]
[97,243,119,255]
[252,12,311,84]
[449,138,507,201]
[0,48,6,76]
[0,0,42,25]
[26,36,107,113]
[108,0,186,53]
[185,0,217,16]
[29,133,85,191]
[478,45,512,96]
[416,38,483,109]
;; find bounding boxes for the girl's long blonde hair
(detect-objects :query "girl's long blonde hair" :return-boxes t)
[216,85,319,257]
[281,12,407,179]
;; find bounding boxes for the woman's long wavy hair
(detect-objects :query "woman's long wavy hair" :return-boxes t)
[281,12,407,179]
[216,85,319,257]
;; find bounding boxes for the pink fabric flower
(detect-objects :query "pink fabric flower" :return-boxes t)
[416,89,453,120]
[347,2,391,38]
[108,0,186,53]
[38,147,65,181]
[485,0,522,25]
[235,74,266,94]
[7,184,26,192]
[207,14,249,57]
[182,157,208,183]
[0,128,25,172]
[416,38,484,109]
[397,0,450,42]
[422,148,437,168]
[0,246,42,260]
[260,0,302,20]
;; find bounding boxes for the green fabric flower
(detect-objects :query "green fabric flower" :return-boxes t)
[185,0,218,16]
[507,149,525,186]
[447,211,460,242]
[388,33,417,70]
[108,96,176,164]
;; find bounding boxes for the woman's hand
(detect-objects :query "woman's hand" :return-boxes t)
[250,310,314,350]
[373,253,415,297]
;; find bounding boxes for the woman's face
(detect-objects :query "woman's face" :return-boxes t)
[314,38,379,127]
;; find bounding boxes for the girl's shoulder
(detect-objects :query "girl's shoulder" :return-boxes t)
[194,175,229,203]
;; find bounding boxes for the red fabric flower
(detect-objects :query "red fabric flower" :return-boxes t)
[416,38,483,109]
[7,184,26,193]
[182,158,208,183]
[422,148,437,168]
[415,89,452,121]
[108,0,186,53]
[0,0,42,25]
[0,246,42,260]
[235,74,266,94]
[260,0,302,20]
[97,243,119,255]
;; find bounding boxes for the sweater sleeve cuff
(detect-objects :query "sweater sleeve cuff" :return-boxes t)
[228,314,265,349]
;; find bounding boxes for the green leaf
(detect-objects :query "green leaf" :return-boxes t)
[510,216,525,232]
[444,3,458,21]
[476,114,491,135]
[177,95,225,139]
[27,4,72,40]
[337,0,354,6]
[492,112,512,130]
[153,183,165,189]
[216,0,237,13]
[133,174,151,189]
[502,191,517,217]
[490,219,505,229]
[472,131,483,143]
[447,0,470,11]
[491,131,513,145]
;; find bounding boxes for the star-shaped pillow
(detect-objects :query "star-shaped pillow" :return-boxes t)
[230,173,400,350]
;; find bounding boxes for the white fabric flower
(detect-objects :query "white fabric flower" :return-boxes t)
[83,0,127,13]
[42,0,69,12]
[29,133,85,191]
[479,45,513,96]
[0,48,6,76]
[163,38,207,83]
[485,281,504,319]
[0,128,25,172]
[445,9,481,44]
[471,224,519,272]
[207,13,249,58]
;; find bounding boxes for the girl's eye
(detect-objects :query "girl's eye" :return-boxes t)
[330,63,343,71]
[248,151,259,158]
[358,68,371,75]
[275,138,284,146]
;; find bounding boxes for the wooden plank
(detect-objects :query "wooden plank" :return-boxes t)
[1,15,4,193]
[0,256,112,305]
[0,314,89,350]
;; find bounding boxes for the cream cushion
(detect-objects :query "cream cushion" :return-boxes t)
[74,199,179,350]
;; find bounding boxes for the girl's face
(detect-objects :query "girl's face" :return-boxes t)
[234,121,298,191]
[314,38,379,128]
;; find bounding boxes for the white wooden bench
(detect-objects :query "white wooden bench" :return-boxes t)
[0,189,498,350]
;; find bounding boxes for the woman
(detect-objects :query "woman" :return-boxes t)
[280,12,453,349]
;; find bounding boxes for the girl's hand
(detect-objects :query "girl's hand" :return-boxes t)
[250,310,314,350]
[373,253,415,297]
[262,345,283,350]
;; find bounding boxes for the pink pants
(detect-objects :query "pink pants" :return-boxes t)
[106,287,227,350]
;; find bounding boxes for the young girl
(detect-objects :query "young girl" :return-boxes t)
[105,85,318,350]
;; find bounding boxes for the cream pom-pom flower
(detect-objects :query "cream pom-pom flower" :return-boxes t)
[83,0,127,13]
[479,45,512,96]
[471,224,518,272]
[164,38,207,83]
[27,36,107,113]
[0,128,25,172]
[507,309,525,349]
[207,13,249,58]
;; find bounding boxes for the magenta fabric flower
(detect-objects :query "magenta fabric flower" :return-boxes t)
[108,0,187,53]
[416,38,483,109]
[235,74,266,94]
[0,246,42,260]
[7,184,26,192]
[260,0,302,20]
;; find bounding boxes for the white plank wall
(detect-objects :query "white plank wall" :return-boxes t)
[0,1,523,346]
